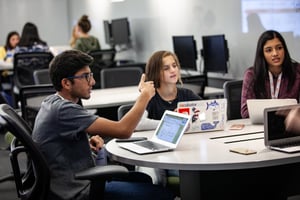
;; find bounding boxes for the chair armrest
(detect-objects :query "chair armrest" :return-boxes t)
[74,165,129,181]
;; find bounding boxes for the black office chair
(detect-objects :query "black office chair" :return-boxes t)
[12,52,54,108]
[33,68,51,84]
[223,80,243,120]
[19,84,56,129]
[117,103,134,120]
[182,74,207,98]
[197,74,207,99]
[0,103,129,200]
[101,67,143,89]
[88,49,116,89]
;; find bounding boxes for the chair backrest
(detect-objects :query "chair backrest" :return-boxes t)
[0,91,9,105]
[33,68,51,84]
[223,80,243,120]
[13,52,54,88]
[88,49,116,63]
[19,84,55,128]
[117,103,134,120]
[101,66,143,89]
[88,49,116,89]
[0,104,50,200]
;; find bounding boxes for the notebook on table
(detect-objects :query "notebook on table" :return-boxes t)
[264,104,300,153]
[177,99,227,133]
[117,110,191,155]
[247,99,297,124]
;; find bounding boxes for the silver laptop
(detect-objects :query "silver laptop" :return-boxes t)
[117,110,191,155]
[264,104,300,153]
[247,99,297,124]
[177,99,227,133]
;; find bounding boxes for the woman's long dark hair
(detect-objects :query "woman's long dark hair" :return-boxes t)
[253,30,297,98]
[5,31,19,50]
[18,22,47,46]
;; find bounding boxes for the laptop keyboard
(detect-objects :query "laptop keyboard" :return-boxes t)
[276,141,300,148]
[135,140,168,150]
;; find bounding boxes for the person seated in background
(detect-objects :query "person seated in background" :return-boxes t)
[0,31,20,62]
[73,14,101,53]
[134,50,201,196]
[32,49,175,200]
[0,31,20,106]
[136,50,201,131]
[15,22,50,53]
[241,30,300,118]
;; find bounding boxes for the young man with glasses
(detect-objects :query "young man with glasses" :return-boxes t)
[32,50,175,200]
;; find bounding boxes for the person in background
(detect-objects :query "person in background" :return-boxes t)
[135,50,201,196]
[32,50,175,200]
[69,25,78,49]
[15,22,50,53]
[136,50,201,131]
[241,30,300,118]
[73,15,101,53]
[0,31,20,107]
[0,31,20,62]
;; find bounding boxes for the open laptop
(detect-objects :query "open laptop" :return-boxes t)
[264,104,300,153]
[177,99,227,133]
[117,110,191,155]
[247,99,297,124]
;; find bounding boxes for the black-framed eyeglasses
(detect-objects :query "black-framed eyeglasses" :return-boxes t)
[67,72,94,83]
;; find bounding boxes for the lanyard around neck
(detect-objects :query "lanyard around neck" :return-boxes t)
[268,71,282,99]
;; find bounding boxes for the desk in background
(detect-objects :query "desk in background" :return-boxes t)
[0,61,14,99]
[49,45,72,56]
[0,60,13,71]
[82,86,224,120]
[82,86,139,109]
[184,83,224,99]
[106,118,300,199]
[82,86,224,109]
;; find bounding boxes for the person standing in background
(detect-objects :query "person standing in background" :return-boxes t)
[73,15,101,53]
[69,26,78,49]
[241,30,300,118]
[15,22,50,53]
[0,31,20,62]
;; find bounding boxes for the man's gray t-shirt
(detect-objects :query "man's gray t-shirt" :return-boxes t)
[32,94,98,200]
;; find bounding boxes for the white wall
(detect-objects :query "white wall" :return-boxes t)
[1,0,299,79]
[0,0,69,46]
[68,0,300,79]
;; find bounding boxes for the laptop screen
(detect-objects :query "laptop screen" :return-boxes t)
[155,112,189,144]
[247,99,297,124]
[266,109,297,140]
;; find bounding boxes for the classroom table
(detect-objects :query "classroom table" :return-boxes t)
[105,118,300,200]
[0,60,13,71]
[82,86,224,109]
[82,86,140,109]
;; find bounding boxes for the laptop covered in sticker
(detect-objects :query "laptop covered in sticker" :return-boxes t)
[177,99,227,133]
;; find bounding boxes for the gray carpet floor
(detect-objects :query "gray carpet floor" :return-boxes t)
[0,132,18,200]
